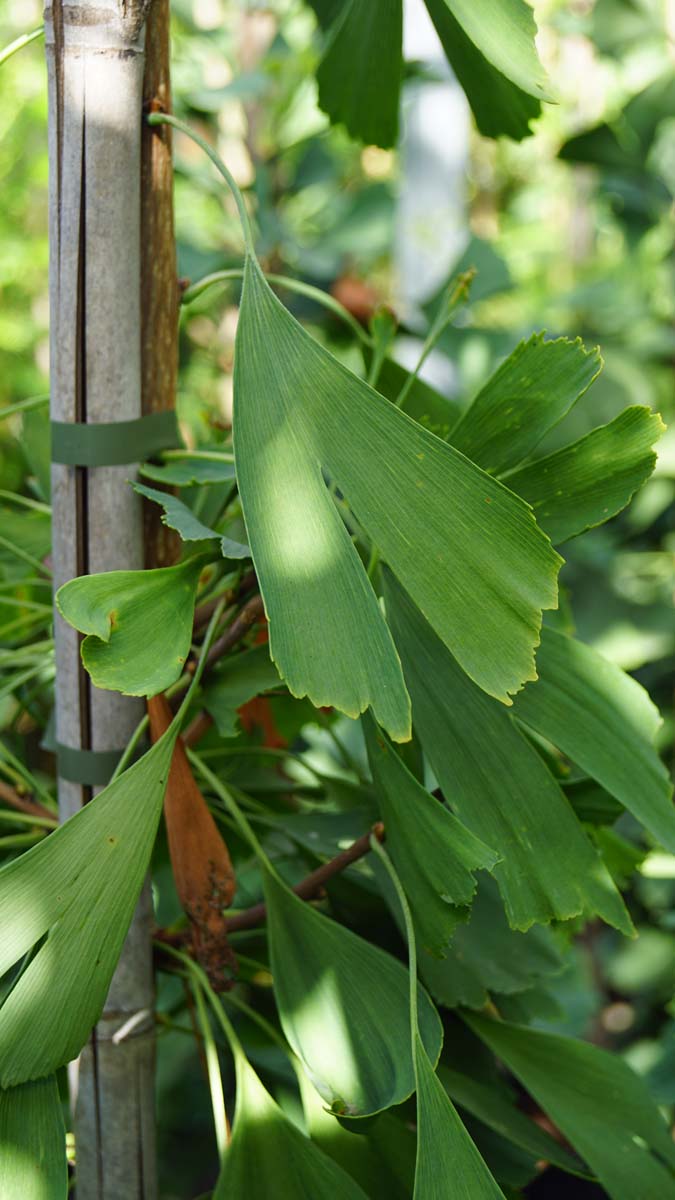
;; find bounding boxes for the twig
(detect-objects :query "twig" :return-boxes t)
[201,593,265,672]
[182,711,214,748]
[0,778,56,824]
[225,822,384,933]
[192,569,257,632]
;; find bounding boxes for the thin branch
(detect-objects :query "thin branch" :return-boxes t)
[201,593,265,672]
[225,823,385,933]
[0,778,56,824]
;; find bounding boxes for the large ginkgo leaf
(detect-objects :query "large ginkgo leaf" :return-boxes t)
[424,0,540,141]
[466,1013,675,1200]
[512,626,675,851]
[0,729,176,1085]
[234,256,561,737]
[385,572,632,933]
[0,1077,67,1199]
[312,0,403,148]
[56,557,205,696]
[213,1048,369,1200]
[363,713,497,955]
[450,335,601,475]
[262,866,443,1117]
[505,407,663,544]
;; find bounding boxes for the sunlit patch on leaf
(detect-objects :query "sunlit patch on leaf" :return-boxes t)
[213,1041,369,1199]
[0,1076,67,1200]
[56,557,207,696]
[0,731,176,1085]
[263,865,443,1117]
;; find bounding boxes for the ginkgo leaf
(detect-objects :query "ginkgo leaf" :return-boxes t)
[512,626,675,851]
[466,1013,675,1200]
[140,455,236,486]
[262,865,443,1117]
[133,482,250,558]
[0,1077,67,1200]
[312,0,403,148]
[450,335,601,475]
[0,729,176,1085]
[424,0,541,141]
[384,571,632,933]
[438,1065,588,1179]
[56,556,206,696]
[437,0,551,101]
[413,1035,506,1200]
[505,407,664,543]
[204,644,283,737]
[234,255,561,736]
[213,1048,369,1200]
[419,877,563,1010]
[363,713,497,956]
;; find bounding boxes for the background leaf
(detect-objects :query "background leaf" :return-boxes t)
[133,482,249,558]
[450,335,601,475]
[512,625,675,850]
[466,1013,675,1200]
[385,572,632,933]
[314,0,403,149]
[505,406,663,543]
[364,713,497,955]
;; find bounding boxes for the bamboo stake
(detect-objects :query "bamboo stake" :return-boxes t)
[45,2,157,1194]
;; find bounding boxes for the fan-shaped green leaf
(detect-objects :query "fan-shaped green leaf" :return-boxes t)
[424,0,540,141]
[234,256,561,734]
[419,878,563,1010]
[313,0,403,148]
[263,866,443,1116]
[213,1048,369,1200]
[466,1013,675,1200]
[56,557,206,696]
[505,407,663,543]
[0,730,176,1085]
[450,335,601,475]
[414,1035,506,1199]
[204,644,283,737]
[385,572,632,933]
[0,1077,67,1200]
[512,626,675,851]
[363,713,497,955]
[133,482,249,558]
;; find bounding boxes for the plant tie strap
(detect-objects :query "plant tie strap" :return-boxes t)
[51,410,180,467]
[56,742,145,787]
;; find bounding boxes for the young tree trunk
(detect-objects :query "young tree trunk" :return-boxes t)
[45,1,176,1193]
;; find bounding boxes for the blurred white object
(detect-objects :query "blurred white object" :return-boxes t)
[395,0,470,324]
